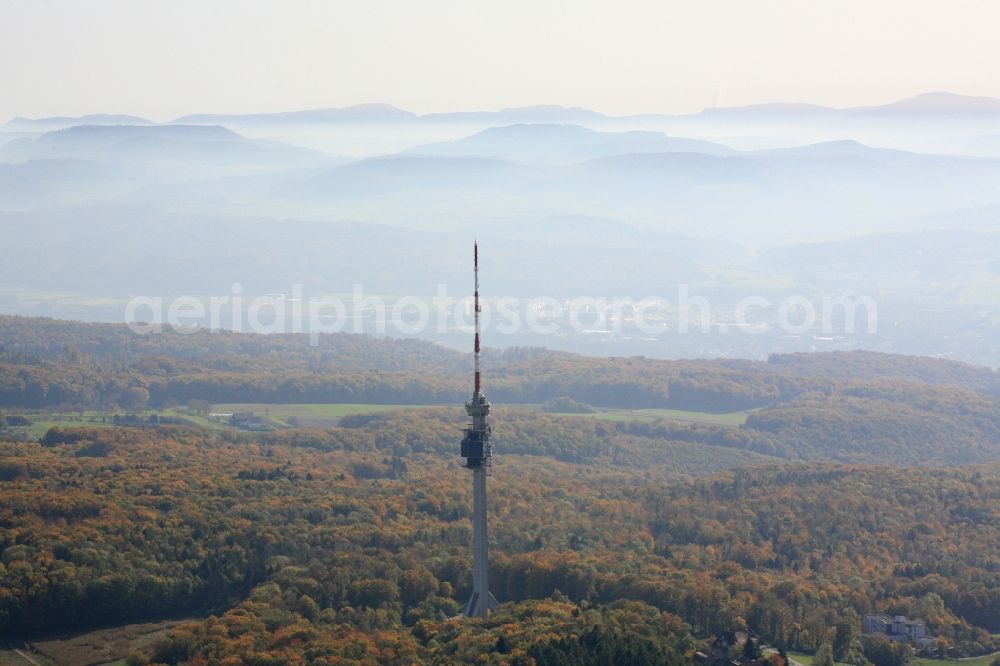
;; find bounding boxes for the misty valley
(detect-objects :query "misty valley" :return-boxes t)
[2,94,1000,366]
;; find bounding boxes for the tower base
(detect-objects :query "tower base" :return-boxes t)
[464,590,499,618]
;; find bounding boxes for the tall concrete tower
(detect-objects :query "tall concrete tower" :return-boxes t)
[460,242,499,618]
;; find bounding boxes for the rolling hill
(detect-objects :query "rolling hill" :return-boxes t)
[406,123,736,164]
[0,124,321,166]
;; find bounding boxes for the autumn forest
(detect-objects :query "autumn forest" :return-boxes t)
[1,316,1000,665]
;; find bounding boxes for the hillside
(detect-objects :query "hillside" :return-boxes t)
[767,350,1000,395]
[3,316,1000,466]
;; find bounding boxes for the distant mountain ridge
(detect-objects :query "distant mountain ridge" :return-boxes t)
[5,113,154,128]
[848,91,1000,117]
[692,102,840,119]
[172,103,417,125]
[172,92,1000,124]
[10,91,1000,130]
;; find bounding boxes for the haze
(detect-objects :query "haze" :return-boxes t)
[1,0,1000,368]
[3,0,1000,120]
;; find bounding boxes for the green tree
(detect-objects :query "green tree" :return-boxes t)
[815,642,836,666]
[744,637,763,661]
[833,621,856,661]
[400,567,438,607]
[297,594,320,620]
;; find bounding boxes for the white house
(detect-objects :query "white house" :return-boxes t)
[863,614,935,647]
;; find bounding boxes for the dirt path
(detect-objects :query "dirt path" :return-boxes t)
[12,650,42,666]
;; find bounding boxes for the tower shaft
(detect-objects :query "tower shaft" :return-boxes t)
[464,466,498,618]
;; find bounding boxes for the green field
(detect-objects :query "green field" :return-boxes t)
[213,402,444,427]
[787,650,815,666]
[5,409,215,439]
[214,402,442,417]
[788,650,1000,666]
[785,650,852,666]
[3,405,442,439]
[4,403,752,439]
[13,412,125,439]
[213,403,751,428]
[915,654,1000,666]
[567,407,752,427]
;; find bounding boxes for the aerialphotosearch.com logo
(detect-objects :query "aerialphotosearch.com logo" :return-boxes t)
[124,283,878,343]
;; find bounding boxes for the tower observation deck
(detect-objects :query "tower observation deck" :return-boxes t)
[461,242,499,618]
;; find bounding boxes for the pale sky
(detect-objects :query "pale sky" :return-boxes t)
[1,0,998,121]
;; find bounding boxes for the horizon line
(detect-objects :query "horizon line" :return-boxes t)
[5,89,996,126]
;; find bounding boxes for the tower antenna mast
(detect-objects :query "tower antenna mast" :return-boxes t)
[460,241,498,618]
[474,241,481,394]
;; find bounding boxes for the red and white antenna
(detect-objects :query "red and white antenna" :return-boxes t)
[461,241,497,618]
[474,241,481,394]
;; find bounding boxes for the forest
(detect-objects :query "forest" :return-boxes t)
[2,315,1000,664]
[1,423,1000,664]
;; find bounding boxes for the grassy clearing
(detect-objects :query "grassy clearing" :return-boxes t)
[915,654,1000,666]
[213,402,444,427]
[211,402,752,429]
[4,404,447,439]
[0,645,54,666]
[787,651,814,666]
[785,651,859,666]
[19,414,117,439]
[5,409,216,439]
[4,404,752,439]
[214,402,442,418]
[787,649,1000,666]
[566,407,752,427]
[26,617,196,666]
